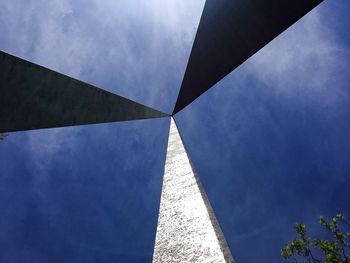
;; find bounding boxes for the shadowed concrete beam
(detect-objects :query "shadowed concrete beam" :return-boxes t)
[0,51,168,132]
[173,0,323,114]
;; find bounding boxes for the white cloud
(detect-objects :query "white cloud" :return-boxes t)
[246,5,349,104]
[0,0,205,112]
[26,127,79,187]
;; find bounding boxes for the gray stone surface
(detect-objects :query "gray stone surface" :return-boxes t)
[0,51,168,132]
[153,118,234,263]
[173,0,323,113]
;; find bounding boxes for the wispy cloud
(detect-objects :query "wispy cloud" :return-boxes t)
[175,3,350,260]
[245,5,349,104]
[0,0,205,113]
[179,1,350,138]
[26,127,80,193]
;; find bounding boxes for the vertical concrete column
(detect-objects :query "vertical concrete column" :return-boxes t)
[153,117,234,263]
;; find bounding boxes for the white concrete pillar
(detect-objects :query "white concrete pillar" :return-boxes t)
[153,117,234,263]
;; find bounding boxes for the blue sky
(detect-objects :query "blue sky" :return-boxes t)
[0,0,205,113]
[1,0,350,262]
[0,1,205,261]
[176,0,350,262]
[0,119,170,262]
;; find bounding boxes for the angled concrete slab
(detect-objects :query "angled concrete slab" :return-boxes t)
[153,118,234,263]
[0,51,168,133]
[173,0,323,114]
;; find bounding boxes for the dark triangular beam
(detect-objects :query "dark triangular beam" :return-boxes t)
[0,51,168,132]
[173,0,323,114]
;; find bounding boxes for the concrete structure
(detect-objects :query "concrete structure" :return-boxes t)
[0,0,326,261]
[0,51,167,132]
[173,0,322,113]
[153,118,234,263]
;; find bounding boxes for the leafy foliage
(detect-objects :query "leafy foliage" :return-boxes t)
[281,214,350,263]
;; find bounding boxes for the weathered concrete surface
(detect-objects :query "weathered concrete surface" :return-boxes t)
[153,118,234,263]
[0,51,168,132]
[173,0,323,113]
